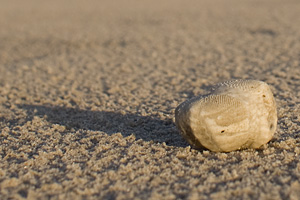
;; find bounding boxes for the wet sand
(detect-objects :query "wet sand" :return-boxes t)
[1,0,300,199]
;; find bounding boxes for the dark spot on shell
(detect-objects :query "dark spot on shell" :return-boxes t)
[221,130,225,133]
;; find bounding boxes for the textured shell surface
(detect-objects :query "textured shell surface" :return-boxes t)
[175,79,277,152]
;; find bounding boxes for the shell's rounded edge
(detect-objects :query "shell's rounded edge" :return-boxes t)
[175,95,207,149]
[249,81,278,148]
[264,82,278,138]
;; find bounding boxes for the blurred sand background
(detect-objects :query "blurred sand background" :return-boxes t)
[1,0,300,199]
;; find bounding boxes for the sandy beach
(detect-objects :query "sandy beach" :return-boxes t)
[1,0,300,199]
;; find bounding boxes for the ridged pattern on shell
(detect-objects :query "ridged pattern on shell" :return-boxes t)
[215,79,262,89]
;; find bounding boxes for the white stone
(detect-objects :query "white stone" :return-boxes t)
[175,80,277,152]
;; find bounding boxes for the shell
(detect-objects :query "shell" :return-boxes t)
[175,79,277,152]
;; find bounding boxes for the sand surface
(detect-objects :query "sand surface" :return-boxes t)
[1,0,300,199]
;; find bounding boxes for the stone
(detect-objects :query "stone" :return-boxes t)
[175,80,277,152]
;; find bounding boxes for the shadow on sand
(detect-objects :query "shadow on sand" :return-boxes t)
[18,104,188,148]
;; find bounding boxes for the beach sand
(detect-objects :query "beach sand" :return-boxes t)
[0,0,300,199]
